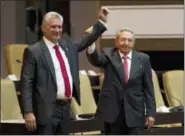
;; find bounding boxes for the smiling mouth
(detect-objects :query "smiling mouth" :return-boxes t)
[53,34,60,37]
[121,46,128,48]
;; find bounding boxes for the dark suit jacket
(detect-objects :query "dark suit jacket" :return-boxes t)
[20,21,106,125]
[87,48,156,127]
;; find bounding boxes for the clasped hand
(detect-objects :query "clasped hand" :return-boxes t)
[99,7,110,23]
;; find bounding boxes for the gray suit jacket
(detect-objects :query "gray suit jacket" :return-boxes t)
[20,21,106,125]
[87,48,156,127]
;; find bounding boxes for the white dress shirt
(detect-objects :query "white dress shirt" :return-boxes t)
[43,37,73,99]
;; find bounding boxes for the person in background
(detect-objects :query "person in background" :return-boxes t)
[86,28,156,135]
[20,7,109,135]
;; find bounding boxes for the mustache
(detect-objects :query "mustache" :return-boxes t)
[120,44,129,47]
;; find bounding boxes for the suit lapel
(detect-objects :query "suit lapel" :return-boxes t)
[129,51,140,82]
[109,49,127,87]
[40,40,57,84]
[58,40,73,77]
[58,40,70,61]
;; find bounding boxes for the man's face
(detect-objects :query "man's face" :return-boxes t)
[42,18,63,43]
[115,31,134,55]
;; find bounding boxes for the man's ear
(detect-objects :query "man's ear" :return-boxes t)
[115,38,118,47]
[41,25,45,33]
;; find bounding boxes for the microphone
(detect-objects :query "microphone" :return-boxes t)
[160,89,184,112]
[16,60,22,64]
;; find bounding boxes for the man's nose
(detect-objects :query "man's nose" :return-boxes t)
[55,27,60,32]
[125,40,129,45]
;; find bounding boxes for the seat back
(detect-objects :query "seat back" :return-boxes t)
[4,44,28,79]
[162,70,184,107]
[152,70,165,108]
[70,73,97,115]
[1,79,23,120]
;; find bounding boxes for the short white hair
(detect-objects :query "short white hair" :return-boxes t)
[42,11,63,25]
[116,28,135,42]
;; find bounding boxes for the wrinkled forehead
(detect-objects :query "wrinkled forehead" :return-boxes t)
[118,31,134,39]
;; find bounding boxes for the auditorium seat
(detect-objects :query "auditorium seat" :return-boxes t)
[71,73,97,117]
[162,70,184,107]
[152,70,166,108]
[4,44,28,79]
[70,72,100,134]
[151,70,174,127]
[1,79,24,122]
[162,70,184,127]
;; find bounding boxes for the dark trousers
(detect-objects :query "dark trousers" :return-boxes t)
[104,104,143,135]
[36,101,71,135]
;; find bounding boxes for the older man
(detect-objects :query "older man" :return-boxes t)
[86,28,156,135]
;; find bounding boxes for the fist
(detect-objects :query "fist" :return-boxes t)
[145,116,155,129]
[99,7,110,23]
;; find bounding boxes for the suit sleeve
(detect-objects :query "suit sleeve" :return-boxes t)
[73,21,107,52]
[20,48,36,113]
[143,55,156,118]
[86,48,108,67]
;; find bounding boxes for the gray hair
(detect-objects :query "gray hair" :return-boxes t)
[42,11,63,25]
[115,28,135,42]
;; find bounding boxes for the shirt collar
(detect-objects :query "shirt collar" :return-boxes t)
[118,50,132,60]
[43,36,59,49]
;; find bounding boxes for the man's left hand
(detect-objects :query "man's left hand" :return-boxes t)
[145,116,155,129]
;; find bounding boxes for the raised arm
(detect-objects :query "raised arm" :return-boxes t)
[73,7,109,52]
[86,43,108,67]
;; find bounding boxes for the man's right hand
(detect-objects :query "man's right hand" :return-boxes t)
[99,7,110,23]
[24,113,36,131]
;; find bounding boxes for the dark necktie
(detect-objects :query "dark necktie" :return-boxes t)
[123,56,128,83]
[54,45,71,98]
